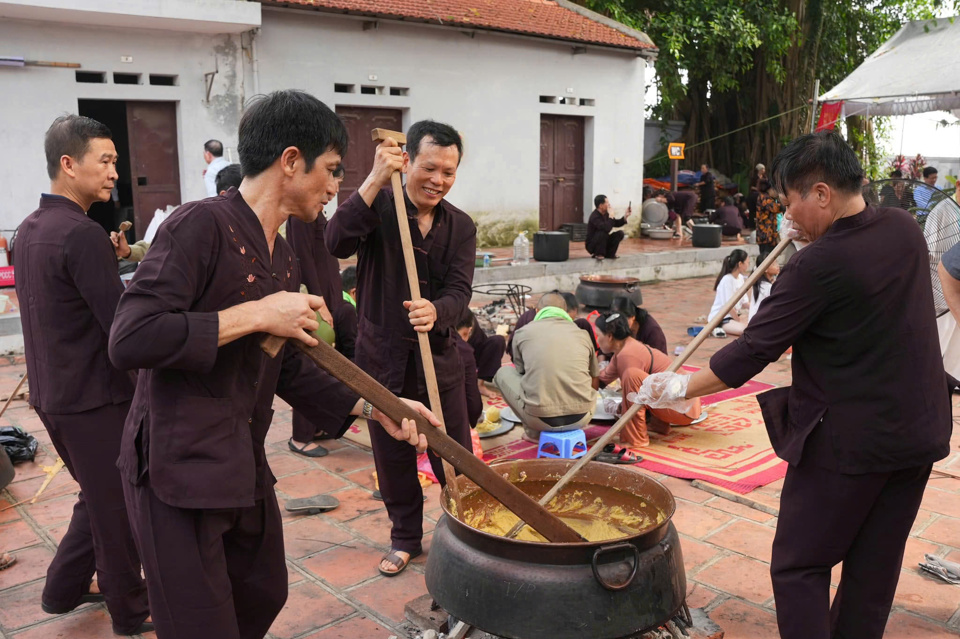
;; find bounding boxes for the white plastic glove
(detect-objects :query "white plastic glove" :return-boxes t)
[601,397,621,415]
[628,372,696,413]
[780,217,809,247]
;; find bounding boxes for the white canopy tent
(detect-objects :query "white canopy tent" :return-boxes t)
[820,16,960,118]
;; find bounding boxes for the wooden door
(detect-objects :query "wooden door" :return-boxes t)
[126,102,181,240]
[336,106,404,203]
[539,114,584,230]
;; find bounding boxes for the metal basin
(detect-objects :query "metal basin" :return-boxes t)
[426,459,686,639]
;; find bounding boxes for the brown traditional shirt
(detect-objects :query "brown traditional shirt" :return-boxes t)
[326,189,476,394]
[109,190,359,509]
[15,194,134,414]
[710,206,952,473]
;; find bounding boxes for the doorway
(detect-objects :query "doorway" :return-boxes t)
[78,100,181,241]
[336,106,403,203]
[539,114,585,230]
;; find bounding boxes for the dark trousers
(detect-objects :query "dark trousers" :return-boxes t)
[472,335,506,382]
[35,402,149,634]
[599,231,624,258]
[771,459,932,639]
[123,476,287,639]
[368,358,472,554]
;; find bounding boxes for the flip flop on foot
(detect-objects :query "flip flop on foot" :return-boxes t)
[41,579,105,614]
[379,549,422,577]
[288,438,329,458]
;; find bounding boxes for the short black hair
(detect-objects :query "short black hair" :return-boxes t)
[406,120,462,165]
[890,169,903,178]
[455,307,476,331]
[238,90,348,178]
[923,166,938,178]
[770,130,864,197]
[594,194,608,208]
[341,265,357,293]
[595,312,632,341]
[204,139,224,157]
[215,163,242,193]
[45,115,112,179]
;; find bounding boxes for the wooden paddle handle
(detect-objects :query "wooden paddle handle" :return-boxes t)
[505,235,794,539]
[260,334,583,543]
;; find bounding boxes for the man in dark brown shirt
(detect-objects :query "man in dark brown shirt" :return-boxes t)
[285,167,359,455]
[585,194,630,259]
[108,91,436,639]
[640,132,952,639]
[327,120,476,576]
[15,115,151,636]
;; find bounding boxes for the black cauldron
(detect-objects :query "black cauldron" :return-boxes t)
[576,275,642,309]
[425,459,686,639]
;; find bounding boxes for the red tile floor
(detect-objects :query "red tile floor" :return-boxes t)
[1,276,958,638]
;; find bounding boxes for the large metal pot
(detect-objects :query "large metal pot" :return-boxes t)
[426,459,685,639]
[576,275,642,309]
[691,223,722,248]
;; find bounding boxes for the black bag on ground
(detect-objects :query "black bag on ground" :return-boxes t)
[0,426,39,463]
[0,443,13,490]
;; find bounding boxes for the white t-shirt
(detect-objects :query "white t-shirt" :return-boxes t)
[748,279,773,322]
[204,156,230,197]
[709,273,747,322]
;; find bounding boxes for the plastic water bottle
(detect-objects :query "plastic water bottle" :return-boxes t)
[512,231,530,266]
[483,253,491,268]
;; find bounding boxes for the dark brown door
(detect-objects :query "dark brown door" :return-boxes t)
[539,114,584,230]
[127,102,181,240]
[336,106,404,203]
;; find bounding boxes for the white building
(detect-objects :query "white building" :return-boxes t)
[0,0,656,242]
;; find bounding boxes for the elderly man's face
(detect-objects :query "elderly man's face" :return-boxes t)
[598,198,610,213]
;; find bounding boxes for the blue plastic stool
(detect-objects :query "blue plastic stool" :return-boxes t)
[537,429,588,459]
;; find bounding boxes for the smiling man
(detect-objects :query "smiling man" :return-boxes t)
[637,131,952,639]
[108,91,438,639]
[15,115,151,636]
[327,120,476,577]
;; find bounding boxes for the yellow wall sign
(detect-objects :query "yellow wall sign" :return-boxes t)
[667,143,685,160]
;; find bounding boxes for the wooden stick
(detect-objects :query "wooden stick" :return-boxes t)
[371,127,463,519]
[30,457,65,504]
[690,479,780,516]
[0,374,27,420]
[261,335,583,543]
[504,236,794,539]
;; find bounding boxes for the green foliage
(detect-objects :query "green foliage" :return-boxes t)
[472,212,539,249]
[578,0,959,174]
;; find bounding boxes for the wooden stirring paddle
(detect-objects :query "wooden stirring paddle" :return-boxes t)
[261,334,584,543]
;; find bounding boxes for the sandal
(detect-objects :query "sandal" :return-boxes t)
[0,552,16,571]
[288,438,329,458]
[378,548,422,577]
[596,443,642,465]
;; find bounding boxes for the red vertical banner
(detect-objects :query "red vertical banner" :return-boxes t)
[815,101,844,131]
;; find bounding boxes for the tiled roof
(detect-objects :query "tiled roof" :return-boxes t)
[261,0,656,51]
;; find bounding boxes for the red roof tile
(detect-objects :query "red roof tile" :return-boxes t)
[262,0,656,51]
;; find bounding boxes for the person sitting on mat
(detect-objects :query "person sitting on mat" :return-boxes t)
[592,313,702,462]
[494,293,598,443]
[454,308,486,428]
[710,196,745,241]
[748,251,779,323]
[708,248,751,336]
[507,290,598,356]
[608,296,667,353]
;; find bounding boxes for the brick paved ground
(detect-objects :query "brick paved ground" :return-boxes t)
[1,276,958,639]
